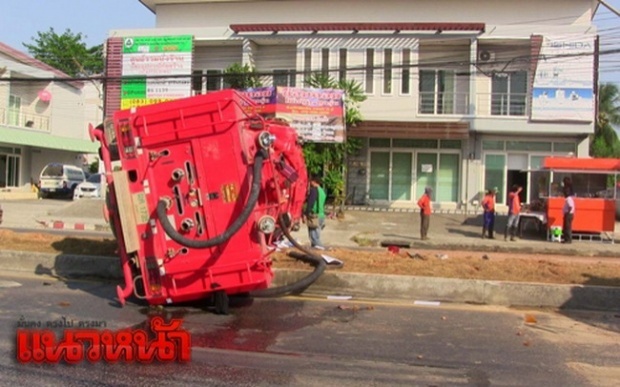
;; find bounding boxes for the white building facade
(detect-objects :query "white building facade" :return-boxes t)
[106,0,599,209]
[0,43,100,191]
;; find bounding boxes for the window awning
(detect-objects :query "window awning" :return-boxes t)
[0,126,99,153]
[230,22,486,34]
[349,120,470,140]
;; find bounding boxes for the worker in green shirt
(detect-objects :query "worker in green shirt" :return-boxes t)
[304,175,327,249]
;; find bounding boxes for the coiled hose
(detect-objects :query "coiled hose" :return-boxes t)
[156,149,267,248]
[250,214,327,297]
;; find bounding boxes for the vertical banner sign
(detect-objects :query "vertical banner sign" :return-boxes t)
[531,35,595,121]
[121,35,193,110]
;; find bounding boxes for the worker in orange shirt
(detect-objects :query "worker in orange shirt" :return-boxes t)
[417,187,433,240]
[504,184,522,241]
[481,188,497,239]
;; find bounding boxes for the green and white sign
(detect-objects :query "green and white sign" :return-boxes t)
[121,35,193,109]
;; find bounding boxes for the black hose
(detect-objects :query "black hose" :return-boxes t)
[251,215,327,297]
[156,149,267,249]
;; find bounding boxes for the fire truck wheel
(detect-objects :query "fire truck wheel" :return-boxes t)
[214,291,229,315]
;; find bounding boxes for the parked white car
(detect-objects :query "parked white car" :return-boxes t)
[73,173,103,200]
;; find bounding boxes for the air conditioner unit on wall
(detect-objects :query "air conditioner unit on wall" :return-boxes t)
[478,50,495,63]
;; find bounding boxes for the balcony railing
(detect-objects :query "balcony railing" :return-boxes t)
[476,92,528,117]
[417,91,529,117]
[0,108,50,132]
[418,92,470,115]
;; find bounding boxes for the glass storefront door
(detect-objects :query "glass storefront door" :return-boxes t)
[437,153,459,202]
[369,152,389,200]
[0,154,20,188]
[416,153,437,199]
[368,150,458,203]
[391,152,412,201]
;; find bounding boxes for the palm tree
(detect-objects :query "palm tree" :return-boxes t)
[591,83,620,157]
[598,83,620,127]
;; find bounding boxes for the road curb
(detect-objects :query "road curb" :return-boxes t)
[35,219,111,232]
[2,250,619,311]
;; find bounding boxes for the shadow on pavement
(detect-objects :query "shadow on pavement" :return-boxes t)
[50,237,117,256]
[34,253,122,307]
[560,274,620,334]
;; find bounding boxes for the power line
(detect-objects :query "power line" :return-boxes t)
[2,47,618,84]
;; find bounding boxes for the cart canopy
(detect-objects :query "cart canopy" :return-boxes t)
[542,157,620,173]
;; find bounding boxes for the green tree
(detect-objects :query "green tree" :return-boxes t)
[591,83,620,158]
[23,28,103,77]
[223,63,262,89]
[303,73,366,205]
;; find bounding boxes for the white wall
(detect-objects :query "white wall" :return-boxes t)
[153,1,593,30]
[47,82,90,139]
[83,81,104,127]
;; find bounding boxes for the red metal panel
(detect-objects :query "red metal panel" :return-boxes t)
[547,197,615,233]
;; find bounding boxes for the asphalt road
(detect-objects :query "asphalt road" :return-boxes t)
[2,273,619,386]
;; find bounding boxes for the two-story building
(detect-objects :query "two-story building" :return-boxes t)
[0,43,100,193]
[104,0,598,209]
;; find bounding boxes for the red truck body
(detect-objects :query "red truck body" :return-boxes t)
[91,90,308,308]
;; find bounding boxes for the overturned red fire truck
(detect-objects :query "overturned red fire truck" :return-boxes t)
[90,89,325,314]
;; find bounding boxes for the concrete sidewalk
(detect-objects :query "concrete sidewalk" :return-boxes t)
[3,198,619,257]
[1,199,620,311]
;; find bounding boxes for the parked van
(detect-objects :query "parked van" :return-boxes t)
[39,163,86,198]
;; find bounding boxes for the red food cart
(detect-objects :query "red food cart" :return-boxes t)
[541,157,620,242]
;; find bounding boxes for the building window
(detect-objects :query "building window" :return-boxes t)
[322,48,330,77]
[553,142,576,153]
[369,138,390,147]
[339,48,347,81]
[491,71,527,116]
[482,140,505,150]
[419,69,456,114]
[392,139,415,148]
[484,154,506,204]
[273,69,296,87]
[8,95,21,126]
[401,49,411,95]
[192,70,203,94]
[206,70,223,92]
[383,49,392,94]
[505,141,551,152]
[365,49,374,94]
[440,140,462,149]
[304,48,312,85]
